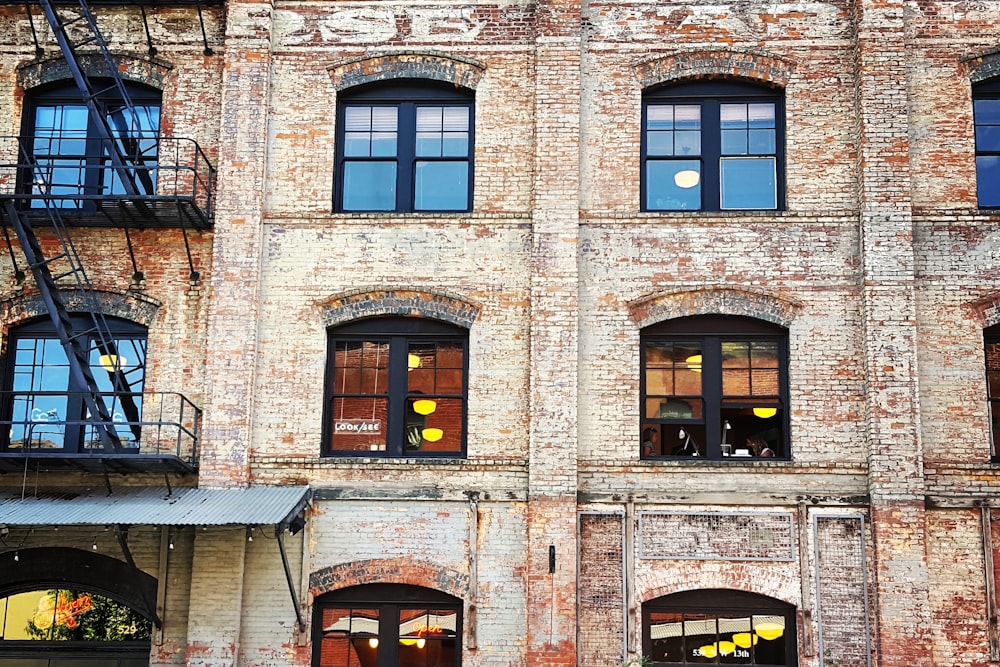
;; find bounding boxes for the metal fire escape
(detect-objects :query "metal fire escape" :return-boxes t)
[0,0,216,475]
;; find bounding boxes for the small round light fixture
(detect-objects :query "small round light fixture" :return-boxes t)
[753,407,778,419]
[673,169,700,189]
[368,638,379,649]
[422,428,444,442]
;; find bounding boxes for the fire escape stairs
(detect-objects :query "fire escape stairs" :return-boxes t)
[2,0,162,454]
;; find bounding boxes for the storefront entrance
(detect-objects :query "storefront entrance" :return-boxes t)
[0,548,155,667]
[642,589,797,666]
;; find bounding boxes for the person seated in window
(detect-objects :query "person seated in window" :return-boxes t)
[747,435,775,458]
[642,427,660,456]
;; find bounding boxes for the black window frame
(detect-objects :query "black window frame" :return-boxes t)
[974,78,1000,210]
[0,315,148,454]
[641,80,786,213]
[334,80,475,214]
[986,324,1000,461]
[642,588,798,667]
[322,317,469,458]
[640,315,790,461]
[312,584,463,667]
[21,80,162,210]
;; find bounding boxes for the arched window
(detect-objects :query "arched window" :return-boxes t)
[643,589,797,666]
[974,78,1000,209]
[313,584,462,667]
[323,317,468,457]
[642,80,785,212]
[640,316,789,460]
[22,80,161,209]
[0,547,157,667]
[334,80,474,213]
[1,315,147,453]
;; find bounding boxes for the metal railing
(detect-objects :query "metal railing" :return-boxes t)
[0,391,201,463]
[0,135,215,228]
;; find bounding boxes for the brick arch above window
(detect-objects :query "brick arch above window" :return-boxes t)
[309,558,469,601]
[17,53,172,92]
[318,288,481,329]
[629,288,801,330]
[634,49,795,90]
[968,293,1000,328]
[963,48,1000,84]
[0,290,161,333]
[327,52,485,92]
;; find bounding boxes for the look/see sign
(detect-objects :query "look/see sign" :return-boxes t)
[334,419,381,434]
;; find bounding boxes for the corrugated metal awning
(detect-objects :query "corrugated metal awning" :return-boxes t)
[0,485,310,527]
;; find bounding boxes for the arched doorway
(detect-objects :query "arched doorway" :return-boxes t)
[312,583,462,667]
[0,548,155,667]
[642,589,797,666]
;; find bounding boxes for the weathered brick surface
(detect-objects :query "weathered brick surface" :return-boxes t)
[2,0,1000,666]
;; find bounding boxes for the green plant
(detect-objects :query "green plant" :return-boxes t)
[621,656,652,667]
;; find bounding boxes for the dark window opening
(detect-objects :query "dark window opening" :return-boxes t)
[21,81,162,210]
[1,316,147,453]
[323,317,468,458]
[335,80,474,213]
[641,316,789,461]
[975,78,1000,209]
[313,584,462,667]
[642,80,785,212]
[643,589,797,666]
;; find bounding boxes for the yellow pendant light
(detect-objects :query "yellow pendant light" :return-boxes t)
[732,632,758,648]
[698,644,718,658]
[422,428,443,442]
[755,622,784,641]
[753,407,778,418]
[412,399,437,416]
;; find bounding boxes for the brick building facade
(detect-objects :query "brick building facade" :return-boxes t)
[0,1,998,667]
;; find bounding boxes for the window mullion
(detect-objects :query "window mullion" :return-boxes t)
[386,337,409,455]
[397,102,417,212]
[702,100,723,211]
[703,336,723,458]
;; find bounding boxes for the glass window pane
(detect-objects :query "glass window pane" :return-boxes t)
[647,160,701,210]
[416,133,443,157]
[647,130,674,156]
[343,132,370,158]
[752,615,786,664]
[405,397,463,453]
[318,607,379,667]
[370,107,398,132]
[685,614,718,663]
[442,107,470,132]
[988,342,1000,396]
[646,105,674,130]
[342,161,396,211]
[416,106,443,132]
[441,133,469,157]
[975,99,1000,126]
[720,103,747,129]
[720,157,777,209]
[675,130,701,156]
[747,103,775,128]
[747,129,776,154]
[414,161,469,211]
[344,107,373,132]
[721,129,748,155]
[648,611,685,662]
[975,125,1000,152]
[978,156,1000,207]
[370,132,397,157]
[675,105,701,130]
[330,397,388,452]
